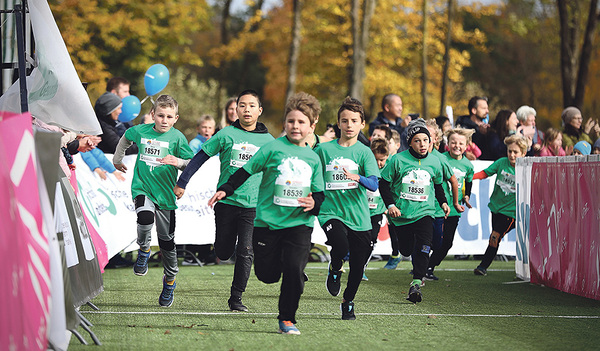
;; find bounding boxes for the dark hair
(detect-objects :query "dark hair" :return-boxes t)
[381,93,399,110]
[468,96,487,115]
[372,124,392,141]
[106,77,130,92]
[370,138,389,156]
[237,89,262,107]
[338,96,365,122]
[491,109,515,141]
[435,115,450,130]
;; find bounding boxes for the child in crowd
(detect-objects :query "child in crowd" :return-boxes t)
[473,135,528,276]
[113,95,194,307]
[363,138,389,281]
[81,146,126,181]
[426,128,474,279]
[174,90,274,312]
[538,128,566,157]
[316,97,380,320]
[189,114,216,154]
[389,130,401,155]
[379,118,450,303]
[573,141,592,156]
[208,92,325,335]
[593,138,600,154]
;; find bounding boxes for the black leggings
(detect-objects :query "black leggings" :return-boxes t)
[428,216,460,269]
[392,216,433,280]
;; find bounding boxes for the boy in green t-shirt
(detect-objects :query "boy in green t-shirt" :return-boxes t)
[315,97,380,320]
[379,118,451,303]
[473,135,528,276]
[207,92,325,335]
[174,90,274,311]
[113,95,194,307]
[427,128,475,280]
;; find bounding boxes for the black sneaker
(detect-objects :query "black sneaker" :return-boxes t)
[326,264,342,297]
[341,300,356,320]
[406,283,422,303]
[474,266,487,276]
[424,269,439,281]
[228,297,248,312]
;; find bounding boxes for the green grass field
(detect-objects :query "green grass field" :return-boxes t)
[70,258,600,350]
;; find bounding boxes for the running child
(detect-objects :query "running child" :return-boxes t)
[113,95,194,307]
[207,92,324,335]
[174,90,274,311]
[315,97,380,320]
[473,135,528,276]
[426,128,475,279]
[379,118,450,303]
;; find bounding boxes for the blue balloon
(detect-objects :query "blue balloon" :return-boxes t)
[144,64,169,96]
[118,95,141,122]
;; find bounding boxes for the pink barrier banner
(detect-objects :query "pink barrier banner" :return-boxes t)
[0,111,51,350]
[529,161,600,300]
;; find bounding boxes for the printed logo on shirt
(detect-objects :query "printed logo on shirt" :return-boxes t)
[400,169,431,202]
[140,138,169,170]
[450,167,467,194]
[366,189,380,209]
[325,157,359,190]
[497,169,516,195]
[230,142,259,168]
[273,157,313,207]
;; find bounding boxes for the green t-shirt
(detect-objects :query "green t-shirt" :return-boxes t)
[380,150,444,226]
[484,157,516,218]
[125,123,194,210]
[368,189,386,216]
[442,152,474,217]
[242,136,324,230]
[201,125,274,208]
[315,140,380,231]
[431,149,454,218]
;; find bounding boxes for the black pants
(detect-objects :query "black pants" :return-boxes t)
[428,216,460,269]
[478,213,515,270]
[253,225,312,324]
[392,216,433,280]
[388,219,400,256]
[369,214,383,245]
[323,219,372,302]
[214,202,256,299]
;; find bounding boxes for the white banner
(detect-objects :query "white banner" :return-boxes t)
[515,157,534,280]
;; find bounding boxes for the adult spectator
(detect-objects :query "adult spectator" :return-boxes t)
[368,94,411,151]
[516,105,543,156]
[95,92,138,155]
[217,97,238,132]
[480,109,518,161]
[456,96,490,157]
[561,106,598,154]
[104,77,134,135]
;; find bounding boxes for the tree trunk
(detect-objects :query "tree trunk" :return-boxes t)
[422,0,429,119]
[238,0,265,92]
[440,0,454,116]
[349,0,376,102]
[573,0,599,107]
[217,0,233,118]
[285,0,302,104]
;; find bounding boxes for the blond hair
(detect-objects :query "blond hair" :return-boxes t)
[446,127,475,144]
[425,119,443,148]
[504,134,528,154]
[197,114,215,127]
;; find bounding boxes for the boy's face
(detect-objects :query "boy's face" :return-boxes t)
[507,143,524,166]
[426,126,438,152]
[593,147,600,155]
[237,95,262,129]
[410,133,430,156]
[199,120,216,138]
[572,149,583,156]
[338,110,365,141]
[152,105,179,133]
[448,133,467,159]
[285,110,314,146]
[388,139,399,155]
[371,129,387,141]
[373,152,388,169]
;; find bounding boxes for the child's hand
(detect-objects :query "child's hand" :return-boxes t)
[94,168,107,180]
[208,191,226,207]
[174,185,185,200]
[298,192,315,212]
[343,168,360,182]
[442,203,451,218]
[114,163,127,172]
[160,155,178,166]
[388,205,401,218]
[113,170,126,182]
[463,195,472,209]
[453,202,464,214]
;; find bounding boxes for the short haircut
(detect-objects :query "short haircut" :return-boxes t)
[381,93,399,110]
[435,115,450,130]
[516,105,536,123]
[372,124,392,140]
[543,128,562,145]
[468,96,487,115]
[370,137,389,156]
[446,127,475,144]
[284,92,321,125]
[504,134,528,154]
[237,89,261,107]
[106,77,130,92]
[390,130,401,144]
[425,118,443,147]
[338,96,365,122]
[197,114,215,127]
[152,95,178,115]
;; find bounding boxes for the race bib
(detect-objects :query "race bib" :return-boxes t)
[140,138,169,167]
[367,189,380,209]
[230,143,259,168]
[325,160,359,190]
[273,157,313,207]
[400,169,431,202]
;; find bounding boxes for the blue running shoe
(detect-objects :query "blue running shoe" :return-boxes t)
[159,276,176,307]
[134,249,151,276]
[278,320,301,335]
[326,263,342,296]
[383,256,400,270]
[362,272,368,281]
